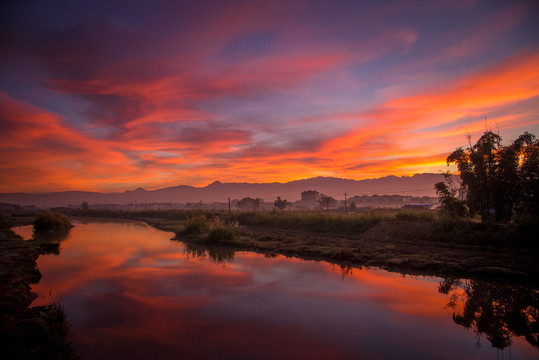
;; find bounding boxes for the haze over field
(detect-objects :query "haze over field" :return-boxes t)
[1,0,538,193]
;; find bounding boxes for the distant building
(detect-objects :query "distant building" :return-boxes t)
[296,190,321,211]
[301,190,320,202]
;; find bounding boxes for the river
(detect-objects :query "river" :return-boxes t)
[13,220,539,360]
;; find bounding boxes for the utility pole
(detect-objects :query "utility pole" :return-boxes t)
[344,192,347,213]
[228,197,231,212]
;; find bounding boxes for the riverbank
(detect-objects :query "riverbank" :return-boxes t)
[13,209,539,285]
[146,214,539,285]
[0,216,78,359]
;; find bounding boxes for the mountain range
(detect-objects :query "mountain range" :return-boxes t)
[0,173,448,207]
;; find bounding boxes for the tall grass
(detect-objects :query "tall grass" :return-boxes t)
[176,215,238,244]
[57,208,390,235]
[179,215,208,235]
[222,211,384,235]
[56,207,538,247]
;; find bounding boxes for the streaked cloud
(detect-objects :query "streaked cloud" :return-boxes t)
[1,0,538,192]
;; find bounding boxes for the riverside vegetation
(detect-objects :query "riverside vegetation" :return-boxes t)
[42,207,539,285]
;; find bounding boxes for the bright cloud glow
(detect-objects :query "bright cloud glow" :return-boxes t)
[1,0,538,192]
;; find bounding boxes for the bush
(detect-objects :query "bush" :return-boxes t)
[33,211,72,235]
[181,215,208,235]
[207,226,235,243]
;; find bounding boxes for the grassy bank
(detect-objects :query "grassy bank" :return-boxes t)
[154,213,538,283]
[48,208,386,235]
[0,215,78,359]
[40,208,539,284]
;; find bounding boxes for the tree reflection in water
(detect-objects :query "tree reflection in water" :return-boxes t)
[329,264,354,279]
[439,278,539,349]
[33,228,71,256]
[183,242,235,263]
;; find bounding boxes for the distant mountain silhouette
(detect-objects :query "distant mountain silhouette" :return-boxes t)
[0,173,449,207]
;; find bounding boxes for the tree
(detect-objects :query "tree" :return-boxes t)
[238,197,261,211]
[434,172,467,218]
[274,196,288,212]
[318,194,337,212]
[81,201,89,211]
[514,132,539,218]
[446,131,538,222]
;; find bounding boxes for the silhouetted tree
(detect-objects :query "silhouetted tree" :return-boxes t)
[81,201,89,211]
[434,172,467,217]
[274,196,288,212]
[446,131,538,222]
[238,197,261,211]
[318,194,337,211]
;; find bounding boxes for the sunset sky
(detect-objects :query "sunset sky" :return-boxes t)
[1,0,538,193]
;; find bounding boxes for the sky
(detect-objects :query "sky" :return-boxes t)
[1,0,538,193]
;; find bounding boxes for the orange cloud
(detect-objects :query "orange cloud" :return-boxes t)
[1,2,538,193]
[316,49,539,180]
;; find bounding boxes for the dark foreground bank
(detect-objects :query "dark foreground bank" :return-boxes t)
[0,216,79,359]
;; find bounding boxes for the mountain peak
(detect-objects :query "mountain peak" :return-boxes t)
[125,187,146,193]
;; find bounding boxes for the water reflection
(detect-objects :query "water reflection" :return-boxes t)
[34,229,70,242]
[33,231,71,256]
[329,263,354,279]
[439,278,539,350]
[13,221,539,360]
[182,242,235,263]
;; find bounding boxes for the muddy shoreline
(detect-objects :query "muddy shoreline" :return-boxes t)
[0,218,78,359]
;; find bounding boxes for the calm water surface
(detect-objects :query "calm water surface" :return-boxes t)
[14,221,539,360]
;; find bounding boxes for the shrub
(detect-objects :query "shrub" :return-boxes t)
[207,226,235,243]
[181,215,208,235]
[33,211,72,235]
